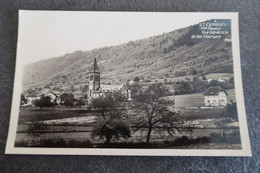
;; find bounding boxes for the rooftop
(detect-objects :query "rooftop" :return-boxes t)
[204,86,228,96]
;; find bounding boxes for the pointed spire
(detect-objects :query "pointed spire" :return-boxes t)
[92,58,100,72]
[93,58,97,70]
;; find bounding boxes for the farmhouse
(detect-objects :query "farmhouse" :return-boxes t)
[217,78,226,83]
[46,91,61,104]
[25,94,41,105]
[88,58,132,101]
[203,86,228,106]
[207,77,214,83]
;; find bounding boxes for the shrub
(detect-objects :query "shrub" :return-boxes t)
[173,135,211,146]
[134,76,140,82]
[193,136,211,144]
[226,101,238,121]
[173,136,191,146]
[144,79,151,83]
[34,96,54,108]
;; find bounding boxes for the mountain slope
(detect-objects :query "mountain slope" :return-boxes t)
[23,19,233,90]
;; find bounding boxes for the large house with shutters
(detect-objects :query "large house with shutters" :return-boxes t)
[203,86,228,106]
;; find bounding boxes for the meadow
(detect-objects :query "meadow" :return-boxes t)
[15,89,240,149]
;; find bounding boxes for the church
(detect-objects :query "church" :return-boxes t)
[88,58,132,101]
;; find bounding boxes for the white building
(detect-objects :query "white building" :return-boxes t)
[203,86,228,106]
[25,90,61,106]
[46,91,61,104]
[217,78,226,83]
[25,94,41,105]
[207,77,214,83]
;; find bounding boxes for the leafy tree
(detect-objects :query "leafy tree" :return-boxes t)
[92,118,131,144]
[81,85,88,93]
[190,79,207,93]
[174,81,192,95]
[134,76,140,82]
[91,92,131,144]
[34,96,53,108]
[229,77,234,84]
[208,80,219,86]
[63,100,74,107]
[226,100,238,121]
[75,98,85,107]
[60,93,75,107]
[132,83,184,144]
[20,94,27,105]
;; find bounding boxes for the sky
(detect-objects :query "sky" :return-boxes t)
[18,11,233,65]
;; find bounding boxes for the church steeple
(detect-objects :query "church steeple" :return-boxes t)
[91,58,100,72]
[88,58,100,99]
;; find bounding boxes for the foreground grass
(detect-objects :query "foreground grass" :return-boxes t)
[15,131,241,149]
[18,108,96,124]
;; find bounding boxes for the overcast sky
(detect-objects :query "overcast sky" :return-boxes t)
[18,11,232,65]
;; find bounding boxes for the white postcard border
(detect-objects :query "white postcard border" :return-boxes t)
[5,11,252,156]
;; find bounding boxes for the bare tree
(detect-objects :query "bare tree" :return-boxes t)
[132,83,185,144]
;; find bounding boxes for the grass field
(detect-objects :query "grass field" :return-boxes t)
[15,107,241,149]
[174,89,235,108]
[18,108,96,124]
[15,88,240,149]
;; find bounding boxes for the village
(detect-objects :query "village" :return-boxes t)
[14,58,241,149]
[21,58,232,109]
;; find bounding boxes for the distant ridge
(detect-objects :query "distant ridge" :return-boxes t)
[23,19,233,90]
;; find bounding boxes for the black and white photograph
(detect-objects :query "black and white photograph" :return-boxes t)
[5,11,251,156]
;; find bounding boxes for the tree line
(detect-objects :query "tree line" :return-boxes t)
[173,77,234,95]
[23,82,238,146]
[21,93,86,108]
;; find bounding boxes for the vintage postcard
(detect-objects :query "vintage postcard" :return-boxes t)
[5,11,251,156]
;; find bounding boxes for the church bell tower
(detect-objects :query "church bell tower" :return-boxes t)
[88,58,100,99]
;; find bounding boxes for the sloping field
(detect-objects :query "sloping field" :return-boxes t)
[174,89,235,108]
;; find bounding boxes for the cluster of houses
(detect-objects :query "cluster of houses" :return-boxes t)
[207,77,227,83]
[23,58,132,106]
[24,90,61,106]
[23,58,229,107]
